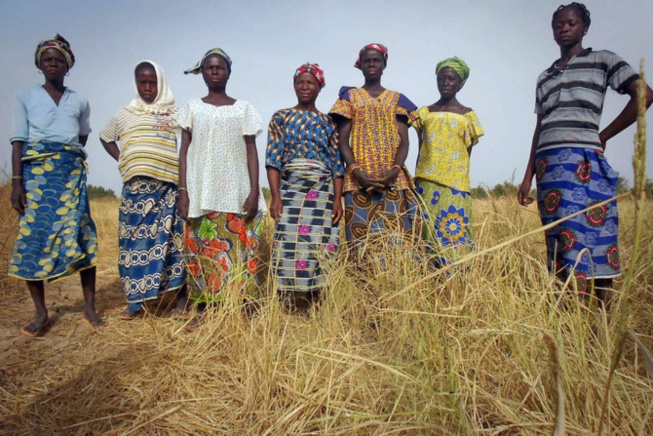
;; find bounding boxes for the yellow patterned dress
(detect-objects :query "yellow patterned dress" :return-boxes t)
[329,87,418,245]
[413,108,484,265]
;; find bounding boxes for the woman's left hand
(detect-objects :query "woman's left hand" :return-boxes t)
[377,167,401,189]
[243,192,259,220]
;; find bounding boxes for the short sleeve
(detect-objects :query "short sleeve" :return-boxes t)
[412,107,426,132]
[265,110,285,170]
[9,93,28,143]
[99,111,121,143]
[464,112,485,147]
[329,87,354,120]
[604,51,639,94]
[396,94,418,125]
[241,102,262,137]
[175,103,193,131]
[78,99,92,136]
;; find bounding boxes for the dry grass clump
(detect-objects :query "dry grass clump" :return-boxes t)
[1,190,652,434]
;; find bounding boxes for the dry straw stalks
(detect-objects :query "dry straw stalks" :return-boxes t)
[1,72,653,435]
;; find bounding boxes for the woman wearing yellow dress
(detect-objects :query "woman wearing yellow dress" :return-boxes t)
[413,57,484,266]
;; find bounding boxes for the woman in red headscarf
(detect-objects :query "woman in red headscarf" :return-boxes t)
[266,63,344,309]
[329,44,418,252]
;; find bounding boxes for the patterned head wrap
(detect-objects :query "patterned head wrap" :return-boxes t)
[435,57,470,87]
[354,43,388,69]
[184,48,232,75]
[293,63,325,88]
[34,34,75,69]
[126,60,177,115]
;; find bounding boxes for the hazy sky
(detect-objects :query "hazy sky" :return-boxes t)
[1,0,652,195]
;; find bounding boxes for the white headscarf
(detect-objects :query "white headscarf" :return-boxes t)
[126,60,177,115]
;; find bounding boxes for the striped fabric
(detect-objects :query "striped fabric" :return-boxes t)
[100,108,180,184]
[535,49,638,152]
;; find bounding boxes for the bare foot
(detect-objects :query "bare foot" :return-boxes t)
[84,308,105,328]
[170,307,189,320]
[22,313,49,338]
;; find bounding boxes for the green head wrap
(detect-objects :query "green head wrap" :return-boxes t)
[435,57,470,88]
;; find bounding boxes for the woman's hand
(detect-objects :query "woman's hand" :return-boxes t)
[353,169,384,193]
[11,181,27,214]
[243,191,259,220]
[332,200,343,225]
[269,196,282,222]
[518,179,534,206]
[178,189,190,221]
[377,167,401,190]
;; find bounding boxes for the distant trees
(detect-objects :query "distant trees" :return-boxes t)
[87,185,118,199]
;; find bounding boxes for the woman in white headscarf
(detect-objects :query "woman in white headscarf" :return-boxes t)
[100,60,187,320]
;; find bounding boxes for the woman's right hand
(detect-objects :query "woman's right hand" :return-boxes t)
[178,189,190,221]
[518,179,534,206]
[353,169,384,193]
[11,182,27,214]
[269,196,282,222]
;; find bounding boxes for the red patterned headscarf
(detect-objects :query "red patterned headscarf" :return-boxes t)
[34,34,75,69]
[354,43,388,69]
[293,63,325,88]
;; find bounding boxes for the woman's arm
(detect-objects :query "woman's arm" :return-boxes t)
[243,134,260,220]
[266,167,282,221]
[599,79,653,148]
[332,177,344,225]
[100,139,120,162]
[177,129,191,220]
[11,141,26,214]
[518,114,543,206]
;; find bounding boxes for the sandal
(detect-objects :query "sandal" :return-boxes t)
[21,318,50,338]
[118,308,143,321]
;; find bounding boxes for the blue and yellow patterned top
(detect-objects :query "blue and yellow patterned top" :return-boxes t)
[265,108,344,177]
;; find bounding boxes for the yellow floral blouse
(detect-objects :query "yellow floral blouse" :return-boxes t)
[413,107,484,192]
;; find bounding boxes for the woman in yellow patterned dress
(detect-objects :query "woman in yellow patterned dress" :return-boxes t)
[9,35,103,336]
[413,57,484,266]
[329,43,418,251]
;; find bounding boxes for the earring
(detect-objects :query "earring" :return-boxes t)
[66,71,70,76]
[38,70,43,75]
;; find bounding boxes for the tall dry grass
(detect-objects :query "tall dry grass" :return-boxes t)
[0,189,651,434]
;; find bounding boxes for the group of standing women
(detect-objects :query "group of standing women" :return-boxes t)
[9,2,653,336]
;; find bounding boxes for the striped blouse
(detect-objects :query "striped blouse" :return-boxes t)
[535,48,639,152]
[100,108,179,185]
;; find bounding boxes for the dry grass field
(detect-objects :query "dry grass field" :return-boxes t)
[1,178,652,434]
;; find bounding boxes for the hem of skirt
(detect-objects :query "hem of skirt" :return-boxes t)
[125,282,186,304]
[8,262,97,283]
[591,272,622,279]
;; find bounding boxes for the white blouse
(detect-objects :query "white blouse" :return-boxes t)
[176,99,267,218]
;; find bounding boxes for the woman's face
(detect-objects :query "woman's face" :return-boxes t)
[38,48,68,80]
[294,72,320,105]
[552,7,586,48]
[360,49,385,80]
[202,55,230,87]
[436,67,462,98]
[136,66,158,103]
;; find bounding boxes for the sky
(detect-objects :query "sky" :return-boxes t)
[1,0,652,195]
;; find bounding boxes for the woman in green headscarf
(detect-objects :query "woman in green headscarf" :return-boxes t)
[412,57,484,266]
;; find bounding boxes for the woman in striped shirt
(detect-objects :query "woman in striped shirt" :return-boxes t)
[101,61,188,320]
[518,3,653,309]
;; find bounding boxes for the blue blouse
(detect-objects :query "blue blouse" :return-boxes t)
[10,86,91,147]
[265,108,344,177]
